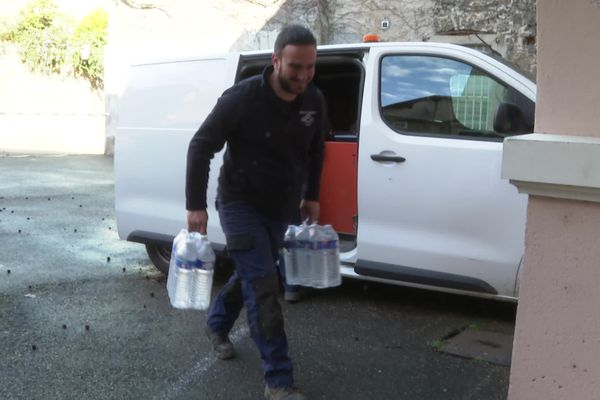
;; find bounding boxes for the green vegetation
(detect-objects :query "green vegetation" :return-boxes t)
[71,7,109,89]
[468,322,481,331]
[430,339,445,350]
[0,0,108,89]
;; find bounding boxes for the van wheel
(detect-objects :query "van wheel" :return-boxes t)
[145,244,171,275]
[145,243,234,279]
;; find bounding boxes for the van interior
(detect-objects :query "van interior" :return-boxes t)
[237,54,364,251]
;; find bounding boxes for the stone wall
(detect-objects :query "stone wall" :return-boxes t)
[232,0,536,75]
[0,0,536,154]
[0,44,106,154]
[106,0,536,73]
[0,0,110,155]
[433,0,536,75]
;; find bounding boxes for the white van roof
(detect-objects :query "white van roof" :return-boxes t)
[130,41,484,66]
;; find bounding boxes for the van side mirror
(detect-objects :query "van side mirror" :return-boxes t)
[494,102,530,135]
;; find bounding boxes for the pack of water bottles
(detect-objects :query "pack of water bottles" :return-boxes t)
[282,223,341,288]
[166,229,215,310]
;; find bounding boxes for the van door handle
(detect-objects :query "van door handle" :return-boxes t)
[370,154,406,163]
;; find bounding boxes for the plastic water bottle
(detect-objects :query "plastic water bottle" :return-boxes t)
[190,234,215,310]
[166,231,184,303]
[321,224,341,287]
[282,225,298,285]
[294,223,312,286]
[168,231,197,309]
[308,224,327,288]
[306,223,326,287]
[195,234,215,270]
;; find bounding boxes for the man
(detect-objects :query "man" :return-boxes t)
[186,25,326,400]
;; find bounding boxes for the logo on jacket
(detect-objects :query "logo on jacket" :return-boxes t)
[299,111,316,127]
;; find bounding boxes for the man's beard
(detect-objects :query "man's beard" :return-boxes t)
[278,69,304,95]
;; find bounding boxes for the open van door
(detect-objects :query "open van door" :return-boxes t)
[115,53,239,272]
[354,44,535,298]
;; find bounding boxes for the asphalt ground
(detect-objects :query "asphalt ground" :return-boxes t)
[0,153,516,400]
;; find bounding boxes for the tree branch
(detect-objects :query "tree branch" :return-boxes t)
[238,0,281,8]
[118,0,171,18]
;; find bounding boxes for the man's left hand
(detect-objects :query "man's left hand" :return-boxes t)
[300,200,320,224]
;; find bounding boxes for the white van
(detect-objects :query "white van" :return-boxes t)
[114,41,536,301]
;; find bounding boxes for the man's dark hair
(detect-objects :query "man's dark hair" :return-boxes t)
[274,25,317,55]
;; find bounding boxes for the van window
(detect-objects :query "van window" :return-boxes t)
[379,55,534,140]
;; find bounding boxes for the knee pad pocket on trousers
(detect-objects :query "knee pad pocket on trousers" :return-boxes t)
[226,234,255,251]
[252,274,284,341]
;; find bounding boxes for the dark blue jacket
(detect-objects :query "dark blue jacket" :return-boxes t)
[186,66,326,218]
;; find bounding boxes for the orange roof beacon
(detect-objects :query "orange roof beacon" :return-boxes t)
[362,33,380,43]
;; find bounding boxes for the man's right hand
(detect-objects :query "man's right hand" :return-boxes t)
[187,209,208,234]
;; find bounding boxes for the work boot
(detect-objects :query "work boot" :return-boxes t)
[284,291,301,303]
[264,385,306,400]
[204,326,234,360]
[284,287,310,303]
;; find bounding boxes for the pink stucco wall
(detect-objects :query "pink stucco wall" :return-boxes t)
[508,1,600,399]
[509,196,600,399]
[534,0,600,138]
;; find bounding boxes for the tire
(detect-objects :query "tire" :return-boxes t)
[145,242,234,279]
[214,251,235,281]
[145,243,171,275]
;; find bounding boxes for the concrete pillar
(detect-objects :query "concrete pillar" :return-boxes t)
[503,0,600,399]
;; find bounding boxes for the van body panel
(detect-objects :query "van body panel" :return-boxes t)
[115,54,239,247]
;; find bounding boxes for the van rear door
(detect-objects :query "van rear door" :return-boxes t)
[355,44,535,297]
[115,54,239,247]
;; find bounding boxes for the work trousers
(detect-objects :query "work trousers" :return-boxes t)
[206,200,294,388]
